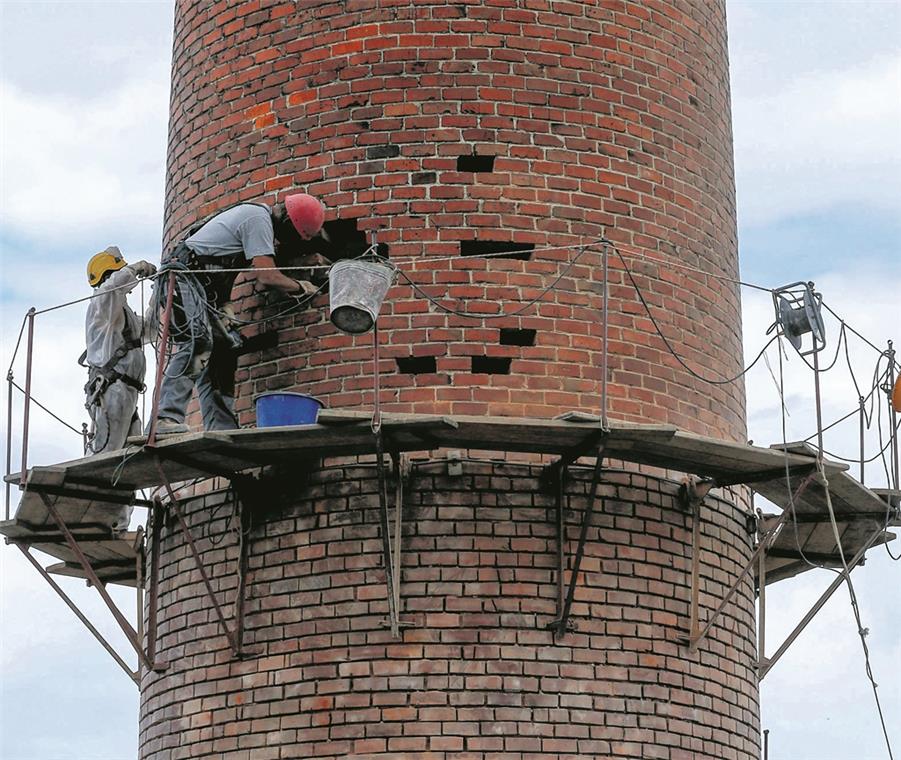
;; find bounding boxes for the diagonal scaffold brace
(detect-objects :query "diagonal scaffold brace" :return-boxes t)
[548,448,606,639]
[38,492,165,676]
[152,458,251,658]
[684,472,816,650]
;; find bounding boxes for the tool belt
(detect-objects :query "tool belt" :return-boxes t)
[167,241,242,309]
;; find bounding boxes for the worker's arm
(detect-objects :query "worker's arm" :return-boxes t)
[250,256,317,295]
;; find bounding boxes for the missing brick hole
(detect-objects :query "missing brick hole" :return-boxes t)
[460,241,534,261]
[457,154,495,173]
[499,328,536,347]
[234,330,279,357]
[471,356,512,375]
[278,217,389,274]
[396,356,437,375]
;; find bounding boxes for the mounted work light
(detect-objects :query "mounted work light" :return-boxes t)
[769,281,826,356]
[328,253,397,334]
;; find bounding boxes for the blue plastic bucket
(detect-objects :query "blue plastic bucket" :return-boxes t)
[254,392,323,427]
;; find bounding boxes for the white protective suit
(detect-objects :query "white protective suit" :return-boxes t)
[84,264,150,453]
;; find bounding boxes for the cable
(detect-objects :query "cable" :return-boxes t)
[9,380,83,436]
[612,243,779,386]
[816,459,895,760]
[823,301,901,369]
[395,243,596,320]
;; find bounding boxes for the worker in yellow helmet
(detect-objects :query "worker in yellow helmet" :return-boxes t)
[83,247,157,482]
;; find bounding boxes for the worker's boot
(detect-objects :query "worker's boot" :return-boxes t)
[155,418,190,435]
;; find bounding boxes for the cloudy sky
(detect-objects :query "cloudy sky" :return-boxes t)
[1,1,899,758]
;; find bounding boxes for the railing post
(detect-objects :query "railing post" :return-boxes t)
[601,241,609,429]
[146,271,176,446]
[5,370,13,519]
[20,307,36,486]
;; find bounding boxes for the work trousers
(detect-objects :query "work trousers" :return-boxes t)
[154,245,240,431]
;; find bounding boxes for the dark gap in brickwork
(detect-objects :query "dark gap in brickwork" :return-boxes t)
[499,328,537,347]
[279,217,389,267]
[457,154,495,172]
[460,241,534,261]
[235,330,279,356]
[412,172,437,185]
[471,356,512,375]
[396,356,437,374]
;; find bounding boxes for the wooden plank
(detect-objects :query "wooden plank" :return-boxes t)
[46,561,137,588]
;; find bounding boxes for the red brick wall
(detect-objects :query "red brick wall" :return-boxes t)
[139,461,759,759]
[164,0,745,441]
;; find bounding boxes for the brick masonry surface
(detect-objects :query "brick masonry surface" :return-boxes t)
[139,461,758,759]
[165,0,746,441]
[153,0,757,756]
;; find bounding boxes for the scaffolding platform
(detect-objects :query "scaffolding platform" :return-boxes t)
[3,412,896,590]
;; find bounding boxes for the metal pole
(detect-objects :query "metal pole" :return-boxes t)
[813,342,825,461]
[555,466,566,632]
[888,341,899,492]
[146,271,176,446]
[15,543,139,685]
[82,422,90,457]
[40,494,151,671]
[20,308,36,485]
[5,371,13,518]
[135,528,144,678]
[859,395,866,485]
[758,546,767,669]
[146,497,163,664]
[759,526,884,679]
[601,242,609,429]
[763,729,769,760]
[689,503,702,639]
[391,453,404,617]
[374,430,399,637]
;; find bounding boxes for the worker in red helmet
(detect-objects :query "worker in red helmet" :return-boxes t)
[149,193,326,434]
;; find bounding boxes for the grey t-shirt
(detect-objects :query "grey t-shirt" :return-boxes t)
[185,204,275,260]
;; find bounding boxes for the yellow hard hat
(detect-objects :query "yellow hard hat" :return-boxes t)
[87,246,127,287]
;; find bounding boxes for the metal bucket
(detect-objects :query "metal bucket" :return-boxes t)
[328,256,396,334]
[255,392,323,427]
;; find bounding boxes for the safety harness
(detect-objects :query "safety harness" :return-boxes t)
[80,306,144,408]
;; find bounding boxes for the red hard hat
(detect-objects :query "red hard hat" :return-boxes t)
[285,193,325,239]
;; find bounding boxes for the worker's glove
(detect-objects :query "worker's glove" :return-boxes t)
[294,280,319,297]
[132,260,157,279]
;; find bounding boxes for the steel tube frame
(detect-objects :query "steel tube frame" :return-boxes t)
[20,308,36,486]
[601,241,609,429]
[688,501,702,639]
[40,493,152,671]
[688,476,817,649]
[555,465,566,630]
[390,452,405,617]
[146,271,176,446]
[154,459,241,656]
[374,430,400,638]
[146,498,163,664]
[15,543,139,684]
[555,452,604,638]
[5,371,13,519]
[757,545,767,668]
[759,526,886,680]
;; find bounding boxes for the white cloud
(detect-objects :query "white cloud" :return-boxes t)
[0,73,170,246]
[733,52,901,226]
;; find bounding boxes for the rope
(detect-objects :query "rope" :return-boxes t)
[395,243,594,320]
[612,243,779,386]
[9,380,83,436]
